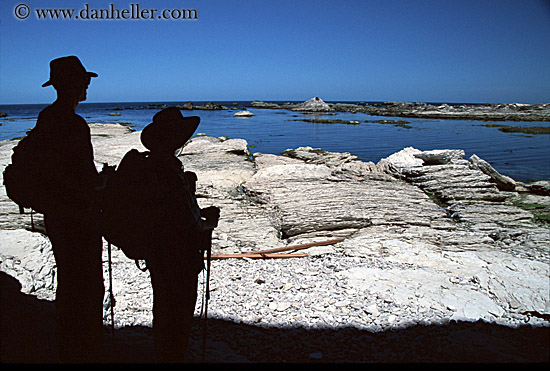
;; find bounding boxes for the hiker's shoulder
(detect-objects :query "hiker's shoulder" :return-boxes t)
[37,105,87,128]
[37,104,75,119]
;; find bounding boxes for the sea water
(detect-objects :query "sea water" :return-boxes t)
[1,101,549,182]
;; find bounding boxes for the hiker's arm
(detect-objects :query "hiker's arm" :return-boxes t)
[96,164,116,191]
[52,119,102,206]
[58,117,101,189]
[166,168,205,232]
[182,170,219,230]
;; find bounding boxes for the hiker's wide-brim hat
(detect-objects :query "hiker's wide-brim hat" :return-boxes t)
[42,56,98,87]
[141,107,200,151]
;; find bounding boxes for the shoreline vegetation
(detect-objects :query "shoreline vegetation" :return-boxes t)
[290,118,550,134]
[477,123,550,135]
[291,117,414,129]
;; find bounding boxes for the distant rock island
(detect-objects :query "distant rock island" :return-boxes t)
[251,97,550,122]
[105,98,550,121]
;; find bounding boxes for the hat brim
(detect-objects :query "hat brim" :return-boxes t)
[41,71,98,87]
[141,116,200,152]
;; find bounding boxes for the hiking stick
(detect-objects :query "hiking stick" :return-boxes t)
[202,229,213,362]
[248,238,345,255]
[107,242,115,338]
[209,252,309,259]
[205,238,345,259]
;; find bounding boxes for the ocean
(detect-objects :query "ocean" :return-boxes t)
[1,101,549,182]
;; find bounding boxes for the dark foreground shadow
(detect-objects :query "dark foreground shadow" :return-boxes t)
[0,272,57,363]
[1,271,548,363]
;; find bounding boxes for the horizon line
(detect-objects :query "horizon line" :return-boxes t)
[2,98,548,106]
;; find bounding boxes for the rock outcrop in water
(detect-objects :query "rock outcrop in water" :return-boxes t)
[251,99,550,121]
[290,97,333,112]
[1,123,548,362]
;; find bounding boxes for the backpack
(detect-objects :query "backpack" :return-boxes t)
[3,128,54,214]
[99,149,161,262]
[99,150,215,353]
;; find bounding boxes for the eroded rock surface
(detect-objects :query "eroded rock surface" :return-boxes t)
[1,123,548,362]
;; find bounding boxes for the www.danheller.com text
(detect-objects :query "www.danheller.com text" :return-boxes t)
[25,3,199,21]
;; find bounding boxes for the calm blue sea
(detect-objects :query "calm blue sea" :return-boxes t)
[1,101,549,182]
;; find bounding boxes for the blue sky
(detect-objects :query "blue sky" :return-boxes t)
[1,0,549,104]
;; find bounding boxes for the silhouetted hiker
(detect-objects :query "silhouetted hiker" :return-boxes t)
[37,56,105,362]
[140,107,220,362]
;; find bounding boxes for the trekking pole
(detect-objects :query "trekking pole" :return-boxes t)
[107,242,115,338]
[202,230,212,362]
[30,209,36,232]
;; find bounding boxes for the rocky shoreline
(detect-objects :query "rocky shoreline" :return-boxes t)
[1,123,549,363]
[3,98,549,123]
[251,97,550,122]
